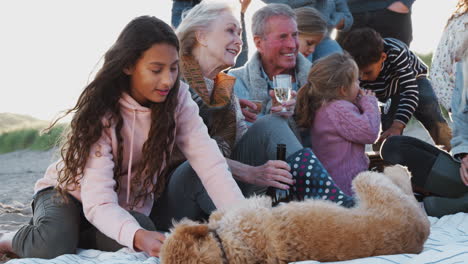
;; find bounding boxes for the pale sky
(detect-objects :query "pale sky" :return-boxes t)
[0,0,459,121]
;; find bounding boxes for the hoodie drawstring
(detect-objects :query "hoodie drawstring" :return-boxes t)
[126,109,136,205]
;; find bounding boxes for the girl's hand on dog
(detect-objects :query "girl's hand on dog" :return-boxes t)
[249,160,293,189]
[133,229,166,257]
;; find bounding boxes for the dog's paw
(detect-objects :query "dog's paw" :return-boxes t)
[383,165,413,195]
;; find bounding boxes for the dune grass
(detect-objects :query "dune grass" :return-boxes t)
[0,124,67,154]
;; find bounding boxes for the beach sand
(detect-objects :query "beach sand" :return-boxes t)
[0,122,436,263]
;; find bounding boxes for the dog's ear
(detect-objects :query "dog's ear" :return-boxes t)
[178,224,209,239]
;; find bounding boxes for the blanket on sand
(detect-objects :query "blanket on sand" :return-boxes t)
[5,213,468,264]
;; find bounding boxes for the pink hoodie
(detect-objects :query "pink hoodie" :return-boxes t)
[34,81,244,250]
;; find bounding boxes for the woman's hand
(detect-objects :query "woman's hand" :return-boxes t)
[248,160,294,189]
[133,229,166,257]
[269,90,297,117]
[387,1,410,13]
[239,98,258,123]
[460,154,468,186]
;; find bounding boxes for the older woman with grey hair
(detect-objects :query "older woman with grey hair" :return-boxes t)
[151,0,355,231]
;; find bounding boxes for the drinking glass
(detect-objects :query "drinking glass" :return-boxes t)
[272,74,292,112]
[378,98,392,115]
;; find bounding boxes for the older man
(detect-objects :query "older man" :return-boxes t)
[229,3,312,122]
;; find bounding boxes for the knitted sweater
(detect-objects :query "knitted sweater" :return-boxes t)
[309,96,380,195]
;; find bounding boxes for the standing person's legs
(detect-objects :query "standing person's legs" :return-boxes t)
[337,9,413,47]
[310,37,343,62]
[336,11,369,44]
[413,77,452,150]
[367,9,413,46]
[233,13,249,69]
[171,1,196,28]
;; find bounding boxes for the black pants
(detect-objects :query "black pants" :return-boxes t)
[337,8,412,46]
[381,136,466,197]
[12,188,156,259]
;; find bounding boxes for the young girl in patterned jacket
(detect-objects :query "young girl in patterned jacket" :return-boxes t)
[295,53,381,195]
[0,16,244,259]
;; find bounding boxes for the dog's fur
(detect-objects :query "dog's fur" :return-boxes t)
[160,165,430,264]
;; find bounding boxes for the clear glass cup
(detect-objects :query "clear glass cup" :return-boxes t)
[248,100,263,114]
[378,98,392,115]
[272,74,292,112]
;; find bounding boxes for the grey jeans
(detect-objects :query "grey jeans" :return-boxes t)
[151,114,303,231]
[12,187,156,259]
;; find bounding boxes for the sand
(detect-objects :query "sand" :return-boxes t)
[0,149,57,233]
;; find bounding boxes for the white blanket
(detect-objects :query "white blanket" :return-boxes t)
[6,213,468,264]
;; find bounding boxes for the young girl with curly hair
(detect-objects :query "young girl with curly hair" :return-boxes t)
[0,15,243,259]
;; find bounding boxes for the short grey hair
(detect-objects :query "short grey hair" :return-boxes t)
[176,0,236,56]
[252,3,296,37]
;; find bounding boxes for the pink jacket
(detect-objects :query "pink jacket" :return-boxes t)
[310,96,380,195]
[35,81,244,250]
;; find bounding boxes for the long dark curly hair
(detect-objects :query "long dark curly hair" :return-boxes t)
[48,16,180,207]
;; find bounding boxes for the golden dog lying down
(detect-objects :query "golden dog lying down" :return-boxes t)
[160,165,430,264]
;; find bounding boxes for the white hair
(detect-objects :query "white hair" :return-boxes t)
[251,3,296,37]
[176,0,238,56]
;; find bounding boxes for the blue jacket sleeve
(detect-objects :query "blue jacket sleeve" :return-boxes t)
[450,62,468,158]
[332,0,353,31]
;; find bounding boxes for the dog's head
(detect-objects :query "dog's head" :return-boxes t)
[160,219,224,264]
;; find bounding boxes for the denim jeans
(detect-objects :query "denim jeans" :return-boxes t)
[171,0,199,28]
[12,188,156,259]
[310,36,343,63]
[337,8,412,46]
[381,77,452,149]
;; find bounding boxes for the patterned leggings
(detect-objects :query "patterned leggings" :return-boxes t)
[287,148,355,208]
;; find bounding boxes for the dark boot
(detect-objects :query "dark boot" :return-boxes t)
[287,148,355,208]
[423,193,468,218]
